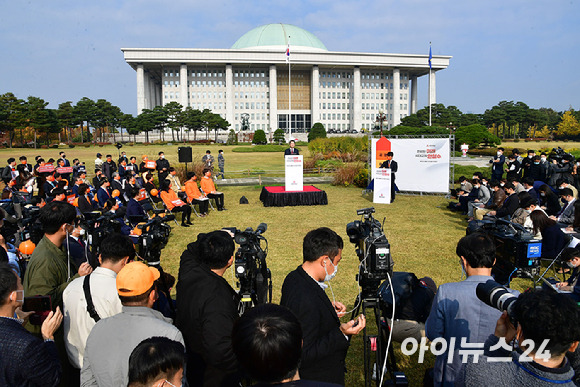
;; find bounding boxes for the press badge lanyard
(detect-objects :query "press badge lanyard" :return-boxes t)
[513,358,573,384]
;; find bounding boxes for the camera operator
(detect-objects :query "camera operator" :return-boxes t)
[425,232,518,386]
[464,289,580,386]
[175,230,242,386]
[280,227,366,385]
[232,303,341,386]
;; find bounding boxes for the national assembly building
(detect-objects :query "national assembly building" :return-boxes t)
[122,23,451,133]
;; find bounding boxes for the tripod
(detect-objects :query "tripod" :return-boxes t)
[351,294,398,387]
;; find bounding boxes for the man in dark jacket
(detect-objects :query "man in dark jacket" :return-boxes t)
[0,262,63,387]
[156,152,170,182]
[280,227,366,385]
[175,230,241,387]
[488,181,519,219]
[102,155,117,181]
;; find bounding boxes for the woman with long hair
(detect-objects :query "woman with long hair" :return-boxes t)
[531,210,568,258]
[537,184,561,216]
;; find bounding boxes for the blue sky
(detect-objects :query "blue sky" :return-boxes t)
[1,0,578,116]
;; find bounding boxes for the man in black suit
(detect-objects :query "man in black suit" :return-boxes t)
[284,140,299,156]
[379,151,398,203]
[280,227,366,385]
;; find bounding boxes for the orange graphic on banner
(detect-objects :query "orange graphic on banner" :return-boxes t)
[376,137,392,168]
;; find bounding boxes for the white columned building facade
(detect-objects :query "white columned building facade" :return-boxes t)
[124,24,451,132]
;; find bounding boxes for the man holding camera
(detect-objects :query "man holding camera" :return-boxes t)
[175,230,241,386]
[464,289,580,386]
[425,233,514,386]
[0,262,63,387]
[280,227,366,385]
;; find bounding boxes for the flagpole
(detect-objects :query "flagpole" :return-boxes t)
[428,42,432,127]
[288,36,291,140]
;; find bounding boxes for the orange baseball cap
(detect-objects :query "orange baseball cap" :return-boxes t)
[116,261,160,297]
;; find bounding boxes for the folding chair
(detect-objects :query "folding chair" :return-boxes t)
[159,200,180,226]
[199,188,216,211]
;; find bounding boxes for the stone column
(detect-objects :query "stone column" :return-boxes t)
[143,70,151,110]
[137,64,145,113]
[429,70,436,107]
[311,65,320,124]
[269,65,277,133]
[148,76,155,109]
[353,66,361,131]
[180,64,188,108]
[155,82,161,106]
[225,64,234,127]
[410,75,418,114]
[393,68,401,127]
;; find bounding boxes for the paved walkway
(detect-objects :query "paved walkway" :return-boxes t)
[451,156,492,167]
[216,176,333,186]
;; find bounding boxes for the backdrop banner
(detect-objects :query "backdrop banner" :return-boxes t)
[371,137,450,193]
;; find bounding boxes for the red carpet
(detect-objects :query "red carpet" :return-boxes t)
[264,185,322,194]
[260,185,328,207]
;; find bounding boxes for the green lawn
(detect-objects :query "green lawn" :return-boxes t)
[2,144,537,385]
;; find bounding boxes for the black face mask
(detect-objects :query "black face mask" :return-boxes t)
[562,198,568,205]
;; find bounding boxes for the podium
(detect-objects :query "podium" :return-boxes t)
[284,155,303,191]
[373,168,392,204]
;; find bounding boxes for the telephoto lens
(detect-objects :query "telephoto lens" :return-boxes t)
[476,280,519,326]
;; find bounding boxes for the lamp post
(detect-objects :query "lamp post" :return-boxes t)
[375,110,387,136]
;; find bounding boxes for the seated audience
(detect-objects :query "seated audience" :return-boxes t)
[127,187,149,224]
[184,172,209,216]
[554,247,580,302]
[550,187,576,226]
[200,168,225,211]
[77,183,96,214]
[531,210,568,258]
[538,183,561,216]
[159,181,192,227]
[128,337,186,387]
[484,181,519,219]
[232,303,341,386]
[465,289,580,386]
[473,181,506,220]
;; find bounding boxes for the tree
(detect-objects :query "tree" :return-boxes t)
[273,129,285,144]
[36,109,60,145]
[0,92,25,147]
[57,101,76,144]
[455,124,501,149]
[252,129,267,144]
[555,111,580,138]
[227,129,238,145]
[308,122,327,142]
[164,101,183,142]
[73,97,96,144]
[25,96,49,148]
[120,114,138,142]
[182,107,203,141]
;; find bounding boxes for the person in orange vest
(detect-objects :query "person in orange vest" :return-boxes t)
[160,180,192,227]
[200,169,225,211]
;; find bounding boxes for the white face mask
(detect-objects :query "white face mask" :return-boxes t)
[160,155,165,159]
[324,259,338,282]
[541,157,547,162]
[79,229,86,236]
[497,152,502,156]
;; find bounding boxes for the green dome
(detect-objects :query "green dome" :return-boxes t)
[231,24,327,51]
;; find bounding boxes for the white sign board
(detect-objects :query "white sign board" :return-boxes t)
[373,168,391,204]
[371,138,450,193]
[285,155,303,191]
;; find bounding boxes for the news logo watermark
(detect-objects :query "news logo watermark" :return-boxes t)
[400,337,551,363]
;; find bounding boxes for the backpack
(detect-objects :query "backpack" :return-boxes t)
[239,196,249,204]
[378,272,420,316]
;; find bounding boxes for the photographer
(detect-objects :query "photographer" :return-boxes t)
[175,230,241,386]
[280,227,365,385]
[464,290,580,386]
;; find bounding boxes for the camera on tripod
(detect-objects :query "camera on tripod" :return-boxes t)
[135,214,174,266]
[346,207,394,298]
[227,223,272,314]
[467,218,542,284]
[81,211,122,259]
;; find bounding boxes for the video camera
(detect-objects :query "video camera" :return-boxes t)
[227,223,271,314]
[467,218,542,284]
[346,207,394,298]
[82,211,122,259]
[134,214,174,266]
[549,147,574,165]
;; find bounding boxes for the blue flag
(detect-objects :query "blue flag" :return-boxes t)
[429,46,432,69]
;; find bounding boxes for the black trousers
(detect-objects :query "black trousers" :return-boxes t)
[172,205,191,223]
[207,193,224,209]
[191,198,209,214]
